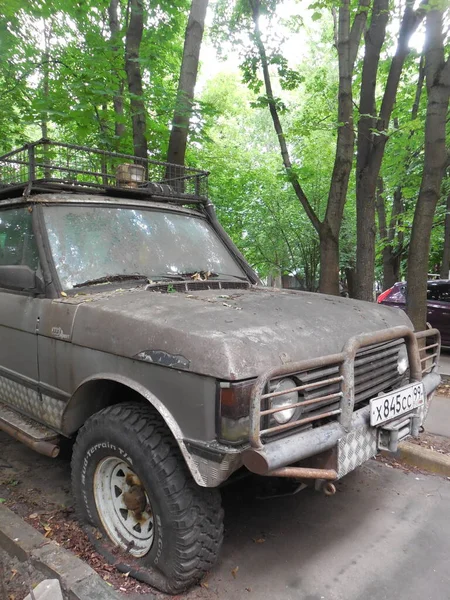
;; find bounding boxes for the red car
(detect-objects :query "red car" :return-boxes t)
[378,280,450,347]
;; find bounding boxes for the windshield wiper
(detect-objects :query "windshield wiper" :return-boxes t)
[159,270,248,282]
[151,273,187,281]
[73,274,149,288]
[210,272,249,282]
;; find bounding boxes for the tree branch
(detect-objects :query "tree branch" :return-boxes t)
[378,0,427,127]
[248,0,321,234]
[349,0,371,69]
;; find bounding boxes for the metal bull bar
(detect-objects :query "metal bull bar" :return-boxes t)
[243,326,440,478]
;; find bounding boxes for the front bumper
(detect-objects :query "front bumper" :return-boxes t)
[242,326,441,480]
[242,370,439,479]
[185,326,440,487]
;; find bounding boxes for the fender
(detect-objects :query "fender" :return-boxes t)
[62,372,207,486]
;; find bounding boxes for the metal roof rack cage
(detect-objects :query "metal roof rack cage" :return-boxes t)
[0,139,209,205]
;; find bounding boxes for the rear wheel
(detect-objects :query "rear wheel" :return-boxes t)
[71,403,224,593]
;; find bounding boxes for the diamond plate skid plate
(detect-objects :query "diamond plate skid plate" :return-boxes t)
[41,394,65,429]
[337,424,378,479]
[0,375,65,430]
[0,374,41,420]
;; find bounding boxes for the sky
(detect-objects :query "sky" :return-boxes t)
[197,0,428,90]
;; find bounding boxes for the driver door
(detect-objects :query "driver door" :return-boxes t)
[0,206,42,420]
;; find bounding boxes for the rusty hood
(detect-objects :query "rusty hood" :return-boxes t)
[68,286,412,380]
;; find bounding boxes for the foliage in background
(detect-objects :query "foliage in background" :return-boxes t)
[0,0,190,156]
[0,0,448,298]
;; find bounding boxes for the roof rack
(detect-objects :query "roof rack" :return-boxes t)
[0,139,209,205]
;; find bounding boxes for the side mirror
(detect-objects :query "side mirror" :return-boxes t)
[0,265,45,294]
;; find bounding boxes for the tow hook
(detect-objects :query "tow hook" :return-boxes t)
[316,479,337,496]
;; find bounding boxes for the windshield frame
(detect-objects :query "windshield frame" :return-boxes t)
[37,200,250,294]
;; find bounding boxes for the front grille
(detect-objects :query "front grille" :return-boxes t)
[250,327,440,447]
[294,339,403,411]
[354,339,404,403]
[259,339,405,439]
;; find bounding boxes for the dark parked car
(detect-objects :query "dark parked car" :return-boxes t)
[0,140,442,593]
[378,280,450,347]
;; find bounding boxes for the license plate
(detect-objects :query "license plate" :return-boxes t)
[370,382,424,426]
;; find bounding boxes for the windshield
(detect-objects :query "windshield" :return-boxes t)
[43,205,245,290]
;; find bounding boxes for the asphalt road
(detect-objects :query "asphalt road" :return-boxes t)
[1,431,450,600]
[200,462,450,600]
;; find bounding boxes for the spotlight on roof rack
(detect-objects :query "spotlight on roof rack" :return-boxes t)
[115,163,145,188]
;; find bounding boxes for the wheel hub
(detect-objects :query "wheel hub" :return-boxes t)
[93,457,154,557]
[123,484,147,518]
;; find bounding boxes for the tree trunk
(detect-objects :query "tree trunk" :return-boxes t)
[108,0,126,144]
[166,0,208,170]
[355,1,425,301]
[249,0,368,297]
[41,21,52,179]
[318,223,340,296]
[440,192,450,279]
[407,6,450,330]
[125,0,147,160]
[377,56,424,291]
[354,0,389,301]
[321,0,369,296]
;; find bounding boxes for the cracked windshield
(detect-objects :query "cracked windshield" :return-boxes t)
[43,206,244,289]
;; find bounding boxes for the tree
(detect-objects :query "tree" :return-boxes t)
[376,55,426,290]
[166,0,209,167]
[406,3,450,329]
[125,0,147,159]
[354,0,427,301]
[219,0,369,295]
[107,0,126,145]
[197,72,322,288]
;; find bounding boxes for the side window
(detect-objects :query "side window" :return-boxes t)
[0,208,40,271]
[427,284,450,302]
[437,285,450,303]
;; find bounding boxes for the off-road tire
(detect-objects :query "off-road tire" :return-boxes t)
[71,403,224,593]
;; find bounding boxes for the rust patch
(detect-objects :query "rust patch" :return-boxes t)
[134,349,190,370]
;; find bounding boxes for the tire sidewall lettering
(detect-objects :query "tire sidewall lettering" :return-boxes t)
[79,443,162,555]
[154,515,163,564]
[71,405,223,589]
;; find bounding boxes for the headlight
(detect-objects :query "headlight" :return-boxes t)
[270,378,299,424]
[397,345,409,375]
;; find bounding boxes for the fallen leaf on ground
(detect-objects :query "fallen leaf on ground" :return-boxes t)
[231,566,239,579]
[29,513,38,519]
[200,581,209,589]
[253,537,265,544]
[43,524,53,538]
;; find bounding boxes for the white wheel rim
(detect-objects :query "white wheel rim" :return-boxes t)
[93,457,154,557]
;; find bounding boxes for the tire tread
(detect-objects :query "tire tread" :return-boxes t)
[71,402,224,592]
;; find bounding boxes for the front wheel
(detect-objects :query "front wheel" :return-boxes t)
[71,403,224,593]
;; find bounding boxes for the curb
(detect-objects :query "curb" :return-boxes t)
[0,503,122,600]
[396,441,450,477]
